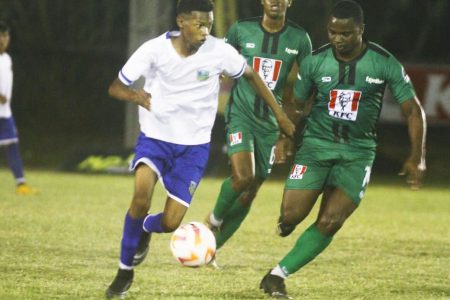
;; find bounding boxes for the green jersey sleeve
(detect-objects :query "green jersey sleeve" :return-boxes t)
[385,56,416,104]
[293,55,314,102]
[296,33,312,67]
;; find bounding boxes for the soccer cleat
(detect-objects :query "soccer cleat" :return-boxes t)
[276,217,296,237]
[105,269,134,299]
[15,183,39,196]
[260,270,293,299]
[132,231,151,266]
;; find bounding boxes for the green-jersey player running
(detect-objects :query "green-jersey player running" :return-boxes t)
[260,1,427,299]
[205,0,312,266]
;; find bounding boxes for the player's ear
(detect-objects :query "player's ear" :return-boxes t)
[176,15,184,30]
[360,23,365,35]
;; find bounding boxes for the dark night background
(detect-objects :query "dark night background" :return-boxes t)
[0,0,448,182]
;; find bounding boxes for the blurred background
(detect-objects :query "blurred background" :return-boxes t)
[0,0,448,182]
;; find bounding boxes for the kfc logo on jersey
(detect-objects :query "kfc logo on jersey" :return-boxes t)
[328,89,362,121]
[229,132,242,146]
[289,164,308,180]
[253,57,282,90]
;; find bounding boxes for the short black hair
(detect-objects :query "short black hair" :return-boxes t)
[176,0,214,16]
[331,0,364,25]
[0,21,10,33]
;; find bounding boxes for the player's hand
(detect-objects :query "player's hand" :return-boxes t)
[134,89,151,111]
[398,158,426,190]
[276,113,295,138]
[274,136,294,164]
[0,95,6,104]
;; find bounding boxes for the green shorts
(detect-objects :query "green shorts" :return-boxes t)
[285,142,375,204]
[226,121,278,179]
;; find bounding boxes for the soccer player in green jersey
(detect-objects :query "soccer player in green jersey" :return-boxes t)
[259,1,427,298]
[204,0,312,265]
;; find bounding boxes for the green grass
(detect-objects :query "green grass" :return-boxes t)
[0,169,449,300]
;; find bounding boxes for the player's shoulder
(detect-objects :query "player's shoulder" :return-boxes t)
[235,16,262,27]
[204,35,235,53]
[0,53,12,66]
[312,43,333,57]
[366,41,394,59]
[285,19,308,35]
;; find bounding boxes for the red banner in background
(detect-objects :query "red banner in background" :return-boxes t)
[381,64,450,125]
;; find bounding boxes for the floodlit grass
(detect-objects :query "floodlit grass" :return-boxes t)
[0,169,449,299]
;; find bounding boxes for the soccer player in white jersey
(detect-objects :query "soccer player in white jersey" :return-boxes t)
[0,21,37,195]
[105,0,295,298]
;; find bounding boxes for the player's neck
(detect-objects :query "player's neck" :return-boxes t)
[261,15,285,33]
[171,36,198,57]
[336,41,366,62]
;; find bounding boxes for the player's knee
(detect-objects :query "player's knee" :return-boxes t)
[232,173,254,191]
[316,215,343,236]
[129,196,150,217]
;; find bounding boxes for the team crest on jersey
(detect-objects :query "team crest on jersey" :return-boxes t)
[328,89,362,121]
[229,132,242,146]
[189,181,198,195]
[290,164,308,180]
[253,57,282,90]
[197,70,210,81]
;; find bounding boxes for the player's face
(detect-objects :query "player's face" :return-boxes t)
[327,17,364,57]
[179,11,213,52]
[0,31,10,54]
[261,0,291,20]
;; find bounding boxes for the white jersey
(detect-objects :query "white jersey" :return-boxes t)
[0,52,13,118]
[119,31,246,145]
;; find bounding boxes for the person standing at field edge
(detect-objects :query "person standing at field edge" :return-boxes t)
[0,21,38,196]
[259,1,427,298]
[204,0,312,267]
[105,0,295,298]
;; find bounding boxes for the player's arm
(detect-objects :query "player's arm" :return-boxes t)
[398,96,427,190]
[108,78,151,111]
[242,65,295,137]
[0,94,6,104]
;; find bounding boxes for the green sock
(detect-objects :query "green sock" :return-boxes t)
[212,177,241,220]
[215,200,251,249]
[279,224,333,275]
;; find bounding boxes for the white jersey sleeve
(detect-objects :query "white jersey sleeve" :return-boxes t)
[118,39,158,86]
[220,42,246,79]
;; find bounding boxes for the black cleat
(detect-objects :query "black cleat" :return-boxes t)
[105,269,134,299]
[276,217,297,237]
[132,231,151,266]
[260,270,292,299]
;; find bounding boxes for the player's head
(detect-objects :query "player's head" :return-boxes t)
[0,21,10,54]
[176,0,214,51]
[327,0,365,56]
[261,0,293,20]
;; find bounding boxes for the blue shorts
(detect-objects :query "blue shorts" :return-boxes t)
[130,133,210,207]
[0,117,19,146]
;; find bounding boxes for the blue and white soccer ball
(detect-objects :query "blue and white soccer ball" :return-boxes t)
[170,221,216,267]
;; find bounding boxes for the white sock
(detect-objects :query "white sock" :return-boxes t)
[209,213,223,227]
[270,264,288,279]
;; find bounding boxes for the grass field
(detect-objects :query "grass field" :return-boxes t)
[0,169,449,300]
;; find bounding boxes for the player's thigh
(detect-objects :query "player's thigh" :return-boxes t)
[328,150,375,205]
[281,189,322,224]
[229,151,254,179]
[253,130,278,179]
[318,187,358,223]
